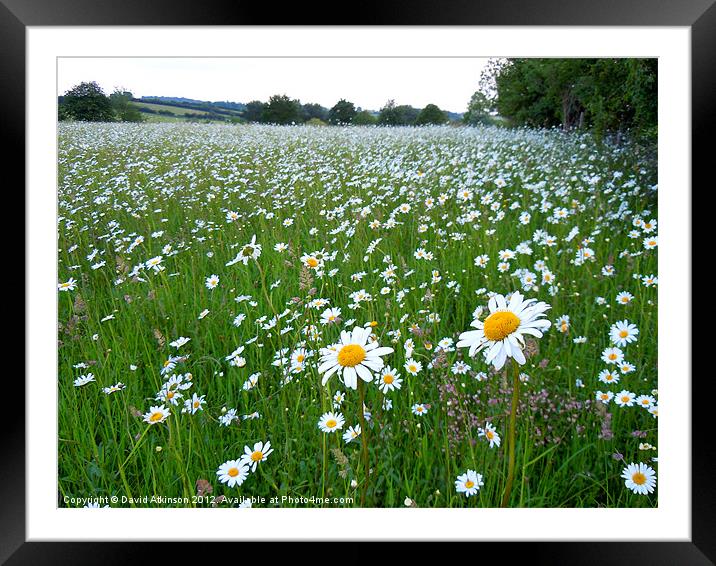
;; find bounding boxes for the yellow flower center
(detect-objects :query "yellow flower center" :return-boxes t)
[250,451,263,462]
[383,374,394,384]
[228,467,239,477]
[337,344,366,367]
[486,431,494,440]
[619,330,629,338]
[326,419,337,428]
[296,354,305,362]
[622,396,630,403]
[632,472,646,485]
[609,353,617,360]
[149,411,164,422]
[307,258,318,268]
[483,311,521,341]
[465,481,475,489]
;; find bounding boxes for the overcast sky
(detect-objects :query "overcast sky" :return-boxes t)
[58,58,489,113]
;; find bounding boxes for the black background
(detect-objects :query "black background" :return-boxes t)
[4,0,711,563]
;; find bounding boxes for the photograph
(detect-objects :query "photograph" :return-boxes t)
[56,55,660,510]
[4,5,706,559]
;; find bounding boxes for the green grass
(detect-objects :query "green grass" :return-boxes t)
[132,101,213,116]
[57,122,658,508]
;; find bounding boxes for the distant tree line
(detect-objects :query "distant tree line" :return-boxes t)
[58,82,453,126]
[465,58,657,141]
[240,95,451,126]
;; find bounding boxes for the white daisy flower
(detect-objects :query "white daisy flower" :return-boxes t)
[621,462,656,495]
[609,320,639,347]
[239,440,274,472]
[216,459,249,487]
[457,291,551,370]
[317,411,345,433]
[342,424,362,444]
[455,469,484,497]
[317,326,394,390]
[143,405,170,425]
[376,366,402,393]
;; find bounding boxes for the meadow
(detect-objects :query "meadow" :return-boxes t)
[58,122,658,508]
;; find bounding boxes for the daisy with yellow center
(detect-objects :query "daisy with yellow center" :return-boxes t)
[377,366,402,393]
[457,291,551,370]
[143,405,170,425]
[411,403,428,416]
[320,307,341,325]
[216,459,249,487]
[614,390,636,407]
[404,358,422,376]
[479,423,501,448]
[601,347,624,365]
[226,235,262,266]
[58,278,77,292]
[595,390,614,404]
[342,424,362,444]
[317,327,394,390]
[610,320,639,347]
[455,469,484,497]
[318,411,345,433]
[239,440,274,472]
[291,348,309,368]
[621,462,657,495]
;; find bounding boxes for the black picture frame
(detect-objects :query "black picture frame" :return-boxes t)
[6,0,710,562]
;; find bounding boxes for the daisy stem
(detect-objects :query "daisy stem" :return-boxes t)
[501,359,520,508]
[358,378,369,507]
[256,260,283,352]
[120,425,151,471]
[321,431,327,505]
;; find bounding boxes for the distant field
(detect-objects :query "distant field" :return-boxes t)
[140,113,193,124]
[133,101,213,117]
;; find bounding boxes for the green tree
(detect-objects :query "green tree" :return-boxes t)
[378,100,419,126]
[378,100,401,125]
[60,81,115,122]
[242,100,266,123]
[262,94,302,124]
[328,99,357,125]
[463,91,493,125]
[301,102,328,123]
[415,103,447,125]
[109,89,144,122]
[484,58,657,139]
[352,110,377,125]
[395,105,419,125]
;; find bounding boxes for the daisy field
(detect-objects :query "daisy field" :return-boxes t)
[57,121,658,508]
